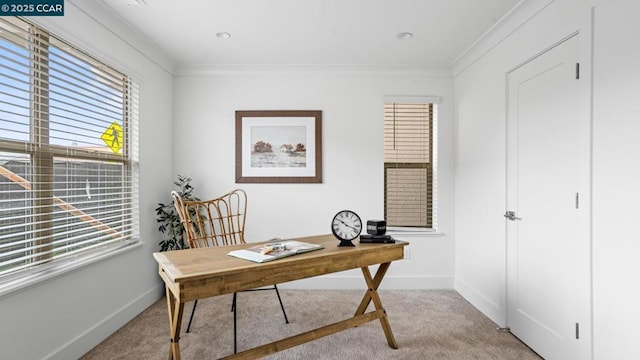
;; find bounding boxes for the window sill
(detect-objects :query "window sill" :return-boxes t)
[386,227,444,237]
[0,240,141,299]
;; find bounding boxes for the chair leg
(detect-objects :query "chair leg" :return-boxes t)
[273,285,289,324]
[233,292,237,354]
[186,299,198,333]
[229,288,285,354]
[231,292,236,312]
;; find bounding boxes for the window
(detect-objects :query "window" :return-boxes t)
[384,99,437,229]
[0,17,139,285]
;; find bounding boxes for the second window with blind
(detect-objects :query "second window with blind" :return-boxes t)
[384,99,436,229]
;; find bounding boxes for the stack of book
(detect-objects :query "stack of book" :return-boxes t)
[359,234,395,243]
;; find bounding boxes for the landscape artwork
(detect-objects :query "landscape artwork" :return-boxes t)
[236,110,322,183]
[251,125,306,168]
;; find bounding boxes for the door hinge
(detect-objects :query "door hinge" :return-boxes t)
[575,323,580,339]
[575,192,579,209]
[576,63,580,79]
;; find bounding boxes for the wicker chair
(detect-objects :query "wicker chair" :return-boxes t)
[171,189,289,353]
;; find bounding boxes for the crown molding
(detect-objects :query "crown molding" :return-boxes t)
[174,64,453,78]
[451,0,555,77]
[30,0,177,76]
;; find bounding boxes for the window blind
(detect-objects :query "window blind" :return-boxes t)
[0,17,139,281]
[384,102,434,228]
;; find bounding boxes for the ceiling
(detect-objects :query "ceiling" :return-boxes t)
[99,0,522,68]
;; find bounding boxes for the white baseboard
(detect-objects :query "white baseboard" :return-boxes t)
[46,283,165,360]
[454,277,505,326]
[278,275,454,290]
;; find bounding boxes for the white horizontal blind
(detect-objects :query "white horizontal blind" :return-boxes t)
[0,17,139,280]
[384,102,433,228]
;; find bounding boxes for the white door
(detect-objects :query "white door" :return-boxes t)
[506,35,589,360]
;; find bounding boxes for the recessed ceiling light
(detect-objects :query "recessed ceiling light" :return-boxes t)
[396,32,414,40]
[216,32,231,39]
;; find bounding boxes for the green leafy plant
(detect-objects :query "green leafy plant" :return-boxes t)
[155,175,199,251]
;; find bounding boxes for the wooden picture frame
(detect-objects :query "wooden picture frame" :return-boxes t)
[235,110,322,183]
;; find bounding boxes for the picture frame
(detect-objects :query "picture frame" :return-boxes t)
[235,110,322,183]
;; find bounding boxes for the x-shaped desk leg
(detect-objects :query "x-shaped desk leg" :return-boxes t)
[166,287,185,360]
[355,262,398,349]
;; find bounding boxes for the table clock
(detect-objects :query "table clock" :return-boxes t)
[331,210,362,247]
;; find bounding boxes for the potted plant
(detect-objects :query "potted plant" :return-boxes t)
[155,175,199,251]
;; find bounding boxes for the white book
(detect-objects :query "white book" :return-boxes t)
[227,240,324,263]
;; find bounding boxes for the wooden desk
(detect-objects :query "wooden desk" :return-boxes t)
[153,233,408,360]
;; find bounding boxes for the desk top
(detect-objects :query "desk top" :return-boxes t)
[153,234,407,301]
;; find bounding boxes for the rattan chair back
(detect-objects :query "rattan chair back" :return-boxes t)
[172,189,247,248]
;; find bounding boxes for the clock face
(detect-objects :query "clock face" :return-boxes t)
[331,210,363,241]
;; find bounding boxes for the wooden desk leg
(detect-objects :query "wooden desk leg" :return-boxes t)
[355,262,391,316]
[166,287,185,360]
[358,264,398,349]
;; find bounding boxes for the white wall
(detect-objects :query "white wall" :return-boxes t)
[173,66,456,290]
[0,1,174,359]
[455,0,640,359]
[592,1,640,359]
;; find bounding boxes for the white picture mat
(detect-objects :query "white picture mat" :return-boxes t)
[241,116,316,177]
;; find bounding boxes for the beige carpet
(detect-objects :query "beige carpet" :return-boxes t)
[81,289,542,360]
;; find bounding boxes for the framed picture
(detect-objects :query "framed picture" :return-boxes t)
[235,110,322,183]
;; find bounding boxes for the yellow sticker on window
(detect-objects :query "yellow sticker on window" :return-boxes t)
[101,121,123,153]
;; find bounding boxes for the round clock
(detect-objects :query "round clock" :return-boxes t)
[331,210,362,247]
